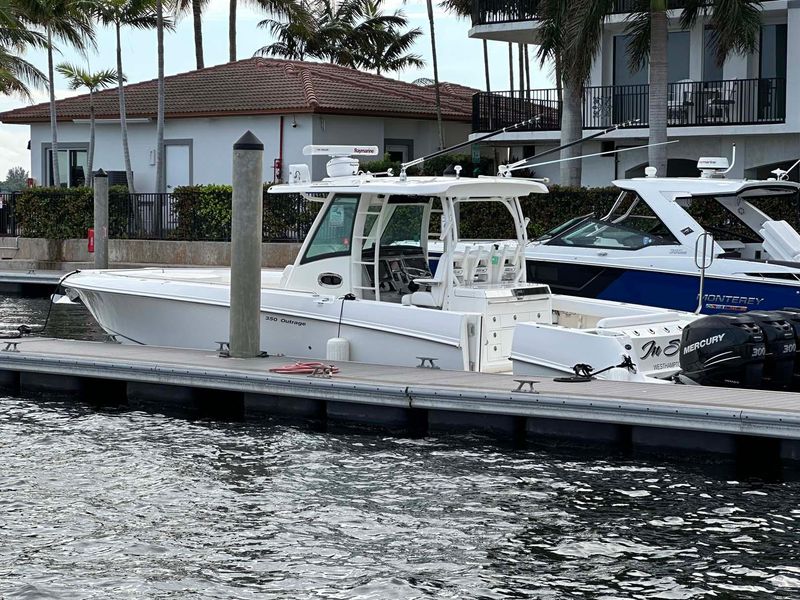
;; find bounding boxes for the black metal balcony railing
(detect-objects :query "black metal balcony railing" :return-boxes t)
[473,78,787,132]
[472,0,692,26]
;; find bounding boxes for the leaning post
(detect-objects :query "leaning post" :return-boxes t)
[229,131,264,358]
[93,169,109,269]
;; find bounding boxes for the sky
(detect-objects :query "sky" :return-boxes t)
[0,0,554,179]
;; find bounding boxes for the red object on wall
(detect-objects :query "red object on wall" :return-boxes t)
[88,228,94,253]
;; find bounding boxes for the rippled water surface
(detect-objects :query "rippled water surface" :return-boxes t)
[2,296,800,598]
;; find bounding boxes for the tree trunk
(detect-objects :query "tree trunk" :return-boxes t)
[524,44,530,97]
[47,29,60,188]
[426,0,444,149]
[560,76,583,187]
[649,6,668,176]
[156,0,166,195]
[229,0,236,62]
[193,0,204,69]
[508,42,513,93]
[483,39,490,93]
[88,88,95,188]
[116,22,136,194]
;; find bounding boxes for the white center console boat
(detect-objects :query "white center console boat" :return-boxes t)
[61,145,703,382]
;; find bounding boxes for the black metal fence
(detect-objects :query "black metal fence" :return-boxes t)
[472,89,560,132]
[0,190,314,242]
[0,193,20,236]
[471,0,694,24]
[472,78,787,132]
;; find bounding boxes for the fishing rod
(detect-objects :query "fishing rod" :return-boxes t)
[498,119,640,176]
[503,139,678,173]
[398,116,543,179]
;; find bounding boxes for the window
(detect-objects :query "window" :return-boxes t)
[703,26,723,81]
[302,195,359,262]
[614,35,647,86]
[46,147,88,187]
[381,204,426,247]
[760,24,787,79]
[384,139,414,164]
[614,33,691,86]
[667,31,690,82]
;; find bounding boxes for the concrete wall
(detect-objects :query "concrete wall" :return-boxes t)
[30,113,471,191]
[0,237,301,270]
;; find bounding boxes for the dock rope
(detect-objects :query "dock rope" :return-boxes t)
[0,270,80,340]
[269,361,340,375]
[555,355,637,383]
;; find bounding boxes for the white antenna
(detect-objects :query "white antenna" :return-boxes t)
[772,157,800,181]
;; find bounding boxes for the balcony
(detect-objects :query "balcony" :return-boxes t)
[472,0,691,26]
[472,78,786,132]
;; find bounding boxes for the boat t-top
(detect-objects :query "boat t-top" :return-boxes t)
[61,144,707,382]
[525,149,800,313]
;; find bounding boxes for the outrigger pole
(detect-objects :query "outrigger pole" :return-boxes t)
[506,139,678,173]
[498,119,640,176]
[398,116,542,178]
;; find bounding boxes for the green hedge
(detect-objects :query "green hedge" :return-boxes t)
[14,186,130,239]
[11,183,800,244]
[171,184,319,241]
[361,152,495,177]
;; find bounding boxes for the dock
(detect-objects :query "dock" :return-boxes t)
[0,269,65,294]
[2,337,800,471]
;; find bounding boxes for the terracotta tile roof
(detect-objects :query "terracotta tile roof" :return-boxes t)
[0,58,476,124]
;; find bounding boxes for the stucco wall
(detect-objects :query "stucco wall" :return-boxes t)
[0,237,301,270]
[30,112,472,191]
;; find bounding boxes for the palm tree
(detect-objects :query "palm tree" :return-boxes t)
[624,0,761,175]
[155,0,165,197]
[536,0,609,186]
[439,0,489,91]
[232,0,297,61]
[0,0,47,98]
[17,0,96,188]
[176,0,206,69]
[350,1,423,74]
[425,0,444,149]
[55,63,118,187]
[97,0,159,194]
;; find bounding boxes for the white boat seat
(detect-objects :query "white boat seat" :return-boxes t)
[759,220,800,262]
[403,255,449,307]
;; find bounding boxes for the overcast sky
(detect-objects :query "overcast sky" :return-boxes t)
[0,0,554,179]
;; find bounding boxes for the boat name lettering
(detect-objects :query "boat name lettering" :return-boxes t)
[641,338,681,359]
[682,333,726,355]
[702,294,764,306]
[265,316,307,327]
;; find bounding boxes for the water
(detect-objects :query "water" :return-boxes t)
[2,296,800,598]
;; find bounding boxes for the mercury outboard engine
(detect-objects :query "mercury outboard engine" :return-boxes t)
[771,308,800,391]
[744,311,796,390]
[679,314,765,387]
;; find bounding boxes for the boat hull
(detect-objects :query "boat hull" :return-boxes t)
[69,273,479,371]
[525,259,800,314]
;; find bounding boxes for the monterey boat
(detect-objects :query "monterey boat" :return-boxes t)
[525,154,800,314]
[60,145,703,383]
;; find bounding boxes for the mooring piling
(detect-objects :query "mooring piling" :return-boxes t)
[229,131,264,358]
[93,169,109,270]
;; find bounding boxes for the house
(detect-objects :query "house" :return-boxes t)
[469,0,799,185]
[0,58,475,192]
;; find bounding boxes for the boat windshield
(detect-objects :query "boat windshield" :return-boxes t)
[535,212,594,242]
[547,218,678,250]
[544,190,679,249]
